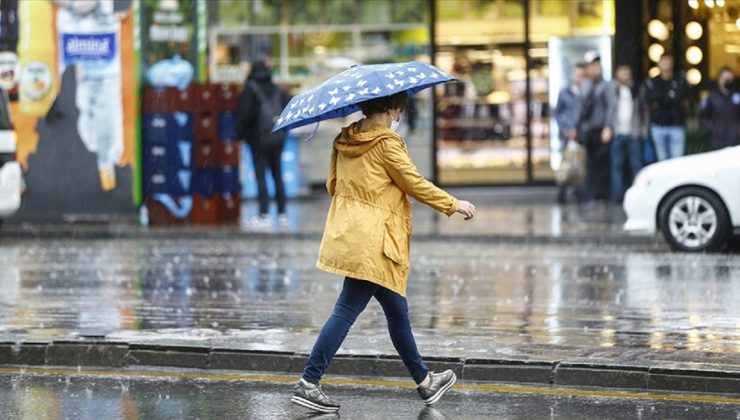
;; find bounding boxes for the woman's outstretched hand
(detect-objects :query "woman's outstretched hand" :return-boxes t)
[456,200,477,220]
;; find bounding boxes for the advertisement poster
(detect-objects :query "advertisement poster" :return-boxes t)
[57,0,124,191]
[8,0,137,220]
[141,0,198,86]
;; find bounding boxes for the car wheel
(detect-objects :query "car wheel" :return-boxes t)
[659,187,730,252]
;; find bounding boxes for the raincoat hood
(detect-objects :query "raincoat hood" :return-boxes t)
[248,60,273,83]
[334,119,399,157]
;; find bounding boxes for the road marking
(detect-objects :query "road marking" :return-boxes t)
[0,366,738,405]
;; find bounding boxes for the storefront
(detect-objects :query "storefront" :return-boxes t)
[208,0,735,188]
[433,0,614,185]
[208,0,435,185]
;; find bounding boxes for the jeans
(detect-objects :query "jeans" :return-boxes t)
[610,134,643,202]
[650,125,685,161]
[303,277,429,385]
[249,141,286,216]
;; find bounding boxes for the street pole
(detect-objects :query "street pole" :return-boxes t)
[524,0,533,184]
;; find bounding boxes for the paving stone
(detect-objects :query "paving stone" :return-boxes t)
[555,366,646,389]
[209,351,292,372]
[463,363,553,384]
[647,372,740,394]
[46,343,127,367]
[127,350,208,369]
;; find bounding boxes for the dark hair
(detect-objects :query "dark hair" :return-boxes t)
[660,52,674,60]
[358,91,408,117]
[718,66,734,77]
[574,63,587,69]
[616,64,632,71]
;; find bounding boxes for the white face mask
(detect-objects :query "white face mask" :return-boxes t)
[390,116,401,132]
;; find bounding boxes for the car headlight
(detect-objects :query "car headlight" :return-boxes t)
[633,169,652,188]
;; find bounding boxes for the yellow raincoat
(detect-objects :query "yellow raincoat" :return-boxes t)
[316,119,459,297]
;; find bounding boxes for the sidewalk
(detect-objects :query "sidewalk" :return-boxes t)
[3,187,664,246]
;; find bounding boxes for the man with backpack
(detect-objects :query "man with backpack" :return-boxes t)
[236,57,290,227]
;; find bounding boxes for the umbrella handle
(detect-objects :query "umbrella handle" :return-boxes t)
[304,121,320,142]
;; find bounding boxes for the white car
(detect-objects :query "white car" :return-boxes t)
[624,146,740,252]
[0,90,22,225]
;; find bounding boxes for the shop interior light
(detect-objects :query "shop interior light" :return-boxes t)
[687,68,702,85]
[648,19,670,41]
[688,0,699,9]
[686,46,703,64]
[704,0,714,7]
[716,0,724,6]
[649,66,661,78]
[686,21,703,39]
[648,43,665,62]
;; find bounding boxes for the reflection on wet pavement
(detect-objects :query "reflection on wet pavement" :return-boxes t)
[1,372,738,419]
[0,238,738,370]
[240,196,632,239]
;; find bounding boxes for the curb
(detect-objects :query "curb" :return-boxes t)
[0,341,736,394]
[0,225,663,246]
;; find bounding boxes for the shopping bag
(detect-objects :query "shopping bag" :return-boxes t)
[555,141,585,186]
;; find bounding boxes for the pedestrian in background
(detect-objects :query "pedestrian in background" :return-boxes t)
[700,66,739,150]
[577,54,611,202]
[291,92,477,413]
[644,53,689,161]
[554,63,585,203]
[605,64,649,203]
[235,57,290,228]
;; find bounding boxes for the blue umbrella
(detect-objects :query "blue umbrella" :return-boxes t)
[272,61,456,133]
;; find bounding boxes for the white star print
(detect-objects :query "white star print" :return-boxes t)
[329,96,341,105]
[328,88,339,96]
[318,103,327,110]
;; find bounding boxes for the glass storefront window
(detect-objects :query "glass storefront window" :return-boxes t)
[434,0,614,186]
[210,0,433,184]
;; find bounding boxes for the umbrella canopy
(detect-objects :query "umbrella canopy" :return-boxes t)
[272,61,456,132]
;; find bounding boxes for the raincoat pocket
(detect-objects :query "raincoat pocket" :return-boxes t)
[382,221,407,266]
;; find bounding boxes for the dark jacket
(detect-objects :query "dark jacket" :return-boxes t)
[578,78,610,136]
[554,86,582,142]
[700,86,740,150]
[235,61,289,145]
[644,73,689,126]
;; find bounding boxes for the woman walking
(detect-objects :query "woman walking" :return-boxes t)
[291,92,477,413]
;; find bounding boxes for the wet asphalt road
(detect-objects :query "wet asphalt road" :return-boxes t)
[1,371,738,420]
[1,237,739,370]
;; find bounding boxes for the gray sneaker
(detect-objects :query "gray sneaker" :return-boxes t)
[417,370,456,405]
[291,380,340,413]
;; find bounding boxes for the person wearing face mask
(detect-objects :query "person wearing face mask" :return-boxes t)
[700,67,739,150]
[291,91,476,413]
